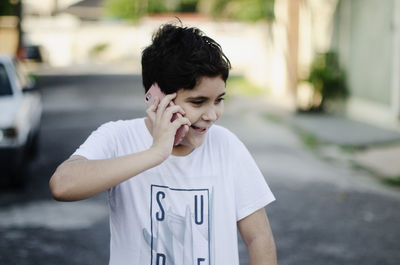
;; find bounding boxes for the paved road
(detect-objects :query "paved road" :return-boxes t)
[0,74,399,265]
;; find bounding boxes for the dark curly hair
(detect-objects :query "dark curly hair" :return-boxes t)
[141,23,231,94]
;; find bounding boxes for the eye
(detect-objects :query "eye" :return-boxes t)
[190,100,204,106]
[216,97,225,104]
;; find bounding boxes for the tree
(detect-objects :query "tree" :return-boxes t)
[105,0,140,20]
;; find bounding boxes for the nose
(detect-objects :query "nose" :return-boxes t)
[201,106,219,122]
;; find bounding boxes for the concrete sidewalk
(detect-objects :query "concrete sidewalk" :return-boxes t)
[224,94,400,181]
[291,113,400,179]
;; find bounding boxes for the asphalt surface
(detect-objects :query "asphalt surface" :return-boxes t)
[0,74,399,265]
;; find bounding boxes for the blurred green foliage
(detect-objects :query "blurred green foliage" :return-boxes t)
[105,0,139,20]
[147,0,169,14]
[227,75,265,96]
[105,0,275,22]
[306,51,348,111]
[179,0,198,12]
[212,0,275,21]
[89,43,109,58]
[0,0,18,16]
[298,130,318,149]
[105,0,193,20]
[382,176,400,187]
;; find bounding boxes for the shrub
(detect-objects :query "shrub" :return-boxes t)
[306,51,348,111]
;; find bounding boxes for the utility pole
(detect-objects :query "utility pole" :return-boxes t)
[51,0,59,16]
[286,0,300,105]
[393,0,400,121]
[137,0,148,17]
[16,0,22,56]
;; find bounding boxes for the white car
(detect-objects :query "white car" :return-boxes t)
[0,54,42,187]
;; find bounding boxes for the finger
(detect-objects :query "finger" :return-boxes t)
[146,111,156,123]
[164,106,186,121]
[171,116,191,130]
[151,96,160,110]
[146,97,159,120]
[155,96,169,123]
[146,96,159,113]
[147,97,158,111]
[174,124,190,145]
[183,124,190,134]
[156,93,177,115]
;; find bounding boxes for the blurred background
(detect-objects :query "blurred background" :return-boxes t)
[1,0,400,264]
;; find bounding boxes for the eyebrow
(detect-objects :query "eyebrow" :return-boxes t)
[186,92,226,101]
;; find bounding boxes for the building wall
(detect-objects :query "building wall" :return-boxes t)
[0,16,19,54]
[22,15,288,97]
[332,0,400,126]
[334,0,394,105]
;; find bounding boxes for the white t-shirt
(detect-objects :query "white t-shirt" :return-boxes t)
[73,118,275,265]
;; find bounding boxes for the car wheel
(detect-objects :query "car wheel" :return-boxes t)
[28,131,40,158]
[10,165,27,189]
[9,146,28,189]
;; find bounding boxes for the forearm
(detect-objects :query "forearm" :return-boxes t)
[238,208,277,265]
[49,148,164,201]
[247,235,277,265]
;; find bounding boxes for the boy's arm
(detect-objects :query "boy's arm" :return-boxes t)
[49,93,190,202]
[238,208,277,265]
[49,149,164,202]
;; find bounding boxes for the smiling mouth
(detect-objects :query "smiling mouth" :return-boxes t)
[191,125,207,134]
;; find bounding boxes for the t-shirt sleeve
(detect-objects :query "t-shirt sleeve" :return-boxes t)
[72,122,118,160]
[228,133,275,221]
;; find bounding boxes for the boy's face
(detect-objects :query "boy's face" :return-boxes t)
[173,76,226,152]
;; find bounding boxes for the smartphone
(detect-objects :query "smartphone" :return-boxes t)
[145,83,187,146]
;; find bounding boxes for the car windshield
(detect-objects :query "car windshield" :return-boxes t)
[0,64,12,96]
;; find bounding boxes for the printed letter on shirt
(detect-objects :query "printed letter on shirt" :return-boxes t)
[156,253,166,265]
[150,185,210,265]
[156,191,166,221]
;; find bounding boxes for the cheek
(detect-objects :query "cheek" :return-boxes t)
[182,107,201,123]
[181,103,224,123]
[216,104,224,118]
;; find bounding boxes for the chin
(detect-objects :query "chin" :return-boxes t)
[180,133,207,149]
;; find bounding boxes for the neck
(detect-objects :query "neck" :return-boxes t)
[172,144,194,156]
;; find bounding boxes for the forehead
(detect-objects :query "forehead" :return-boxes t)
[180,76,226,97]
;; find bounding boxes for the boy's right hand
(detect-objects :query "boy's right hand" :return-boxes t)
[145,93,191,161]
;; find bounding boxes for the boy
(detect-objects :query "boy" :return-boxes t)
[50,23,277,265]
